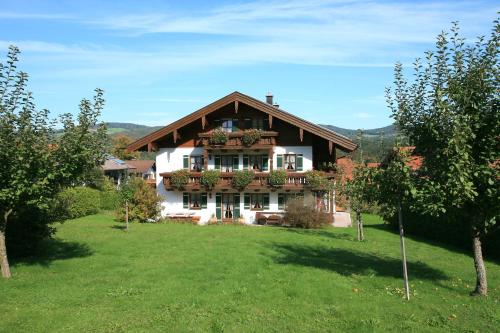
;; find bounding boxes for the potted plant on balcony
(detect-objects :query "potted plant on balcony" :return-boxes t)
[209,127,228,146]
[268,169,286,188]
[200,169,220,190]
[305,170,333,192]
[170,169,190,190]
[232,170,254,190]
[241,129,262,146]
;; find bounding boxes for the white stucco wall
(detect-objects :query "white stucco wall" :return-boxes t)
[155,146,314,224]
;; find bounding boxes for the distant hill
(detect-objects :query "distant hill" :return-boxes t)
[103,122,163,139]
[319,124,396,138]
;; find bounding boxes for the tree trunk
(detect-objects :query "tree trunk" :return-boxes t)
[471,226,487,296]
[359,214,364,241]
[398,201,410,300]
[0,209,13,279]
[356,211,364,241]
[125,201,129,231]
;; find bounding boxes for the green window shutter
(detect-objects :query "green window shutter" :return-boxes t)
[183,155,189,169]
[215,193,222,219]
[201,193,207,209]
[243,155,249,170]
[183,193,189,209]
[244,193,250,209]
[276,154,283,169]
[233,155,239,170]
[262,155,269,171]
[233,194,240,218]
[232,119,239,132]
[296,154,303,171]
[263,193,270,210]
[214,155,221,170]
[278,193,285,210]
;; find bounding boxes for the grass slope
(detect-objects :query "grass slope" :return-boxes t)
[1,214,498,332]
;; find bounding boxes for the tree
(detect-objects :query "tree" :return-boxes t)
[386,20,499,296]
[343,165,376,241]
[116,178,162,224]
[111,134,139,160]
[375,147,416,300]
[0,46,107,278]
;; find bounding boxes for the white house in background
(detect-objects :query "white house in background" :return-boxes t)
[127,92,356,224]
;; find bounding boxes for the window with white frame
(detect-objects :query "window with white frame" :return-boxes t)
[190,155,204,172]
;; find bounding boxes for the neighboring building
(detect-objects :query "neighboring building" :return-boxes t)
[127,91,357,224]
[127,160,156,187]
[102,155,134,186]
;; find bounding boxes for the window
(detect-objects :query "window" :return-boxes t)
[278,193,303,210]
[190,155,204,172]
[244,117,268,130]
[244,193,270,210]
[183,193,207,209]
[215,193,240,220]
[222,119,233,132]
[284,154,296,170]
[243,154,269,171]
[215,155,239,172]
[277,154,303,171]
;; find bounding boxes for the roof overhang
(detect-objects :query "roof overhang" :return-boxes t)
[127,91,357,152]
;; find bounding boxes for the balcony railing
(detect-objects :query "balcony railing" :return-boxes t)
[198,131,278,149]
[160,171,335,191]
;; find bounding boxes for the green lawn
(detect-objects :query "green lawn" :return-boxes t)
[1,214,498,332]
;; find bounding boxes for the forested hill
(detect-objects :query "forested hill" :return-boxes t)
[319,124,396,138]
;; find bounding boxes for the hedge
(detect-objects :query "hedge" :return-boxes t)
[57,187,101,219]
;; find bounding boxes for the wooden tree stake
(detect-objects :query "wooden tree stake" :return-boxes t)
[398,201,410,300]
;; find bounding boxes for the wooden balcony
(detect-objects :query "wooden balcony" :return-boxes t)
[198,131,278,149]
[145,178,157,187]
[160,171,335,192]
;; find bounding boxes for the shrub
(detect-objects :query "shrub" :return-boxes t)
[116,178,163,223]
[305,170,333,192]
[241,129,262,146]
[268,170,286,187]
[200,170,220,189]
[209,127,228,145]
[171,169,190,190]
[99,177,120,210]
[284,197,330,229]
[232,170,254,190]
[56,186,101,219]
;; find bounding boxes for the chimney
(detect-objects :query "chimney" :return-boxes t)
[266,92,273,105]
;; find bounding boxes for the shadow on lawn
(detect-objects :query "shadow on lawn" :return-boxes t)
[12,238,93,267]
[285,228,354,241]
[111,224,127,231]
[267,243,448,281]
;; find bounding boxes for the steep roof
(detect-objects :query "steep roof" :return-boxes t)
[127,91,357,152]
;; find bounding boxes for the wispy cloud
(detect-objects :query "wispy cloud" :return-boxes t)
[0,12,71,20]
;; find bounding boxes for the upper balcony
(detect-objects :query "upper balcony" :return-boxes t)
[198,130,278,150]
[160,170,336,192]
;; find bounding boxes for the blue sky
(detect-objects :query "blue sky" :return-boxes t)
[1,0,497,129]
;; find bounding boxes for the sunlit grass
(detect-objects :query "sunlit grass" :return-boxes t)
[1,213,498,332]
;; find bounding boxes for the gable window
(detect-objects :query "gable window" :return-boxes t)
[183,193,207,210]
[244,117,268,130]
[221,119,232,132]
